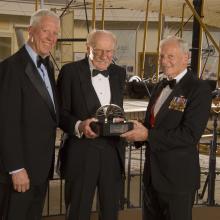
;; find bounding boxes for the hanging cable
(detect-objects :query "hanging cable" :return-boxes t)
[60,0,74,18]
[50,51,60,72]
[175,15,193,36]
[83,0,90,33]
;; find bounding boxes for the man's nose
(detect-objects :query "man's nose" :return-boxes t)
[100,51,108,58]
[160,57,168,65]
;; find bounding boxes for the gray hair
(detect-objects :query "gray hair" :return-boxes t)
[160,36,189,53]
[30,9,60,27]
[87,29,117,49]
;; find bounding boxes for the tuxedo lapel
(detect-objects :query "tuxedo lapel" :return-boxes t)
[25,61,57,122]
[154,87,178,125]
[148,83,164,111]
[47,62,59,121]
[108,66,117,105]
[78,59,101,117]
[154,72,191,126]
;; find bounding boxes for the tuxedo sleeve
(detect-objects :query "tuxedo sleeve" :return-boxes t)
[57,65,79,134]
[148,80,212,152]
[120,68,126,107]
[0,61,25,172]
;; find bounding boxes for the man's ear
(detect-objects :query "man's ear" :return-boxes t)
[86,45,90,54]
[27,26,33,40]
[88,46,94,61]
[184,52,190,65]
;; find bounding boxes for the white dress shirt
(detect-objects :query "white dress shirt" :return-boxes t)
[74,59,111,137]
[25,43,55,110]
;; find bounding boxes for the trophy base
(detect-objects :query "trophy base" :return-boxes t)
[90,121,133,136]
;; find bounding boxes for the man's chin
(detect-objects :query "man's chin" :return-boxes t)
[41,48,52,56]
[163,71,172,77]
[33,49,49,57]
[94,64,109,71]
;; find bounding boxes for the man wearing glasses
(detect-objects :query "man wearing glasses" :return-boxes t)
[57,30,126,220]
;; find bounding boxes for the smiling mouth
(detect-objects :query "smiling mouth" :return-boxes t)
[43,42,52,47]
[44,44,51,47]
[163,66,171,70]
[96,60,108,64]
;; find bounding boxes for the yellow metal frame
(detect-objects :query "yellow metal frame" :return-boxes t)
[185,0,220,55]
[92,0,96,30]
[35,0,38,11]
[218,41,220,83]
[156,0,163,81]
[197,0,204,78]
[140,0,150,79]
[101,0,106,30]
[180,3,186,38]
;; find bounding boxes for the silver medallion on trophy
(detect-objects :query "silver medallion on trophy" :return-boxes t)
[90,104,133,136]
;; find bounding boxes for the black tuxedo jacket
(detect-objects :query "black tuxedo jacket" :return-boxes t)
[144,70,212,193]
[0,46,58,185]
[57,58,126,179]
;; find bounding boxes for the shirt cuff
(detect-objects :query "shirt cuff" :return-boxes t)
[75,120,83,138]
[9,168,24,174]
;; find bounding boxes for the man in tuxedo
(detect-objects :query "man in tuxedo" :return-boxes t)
[121,36,212,220]
[57,30,126,220]
[0,9,60,220]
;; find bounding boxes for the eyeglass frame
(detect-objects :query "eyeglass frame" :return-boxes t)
[91,47,115,56]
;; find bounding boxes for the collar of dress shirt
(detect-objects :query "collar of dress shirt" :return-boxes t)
[173,68,187,83]
[25,43,39,68]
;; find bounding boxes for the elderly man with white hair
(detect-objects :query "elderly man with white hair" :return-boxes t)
[121,36,212,220]
[0,9,60,220]
[57,29,126,220]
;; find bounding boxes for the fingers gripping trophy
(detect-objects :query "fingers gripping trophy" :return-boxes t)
[90,104,133,136]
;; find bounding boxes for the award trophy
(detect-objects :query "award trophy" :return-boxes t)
[90,104,133,136]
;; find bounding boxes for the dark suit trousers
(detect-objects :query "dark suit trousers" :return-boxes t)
[65,141,121,220]
[2,181,47,220]
[0,183,9,220]
[143,185,195,220]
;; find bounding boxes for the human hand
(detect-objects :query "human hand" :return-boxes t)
[120,120,148,142]
[79,118,98,139]
[11,169,30,192]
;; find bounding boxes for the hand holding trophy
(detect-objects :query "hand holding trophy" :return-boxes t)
[212,88,220,114]
[90,104,133,136]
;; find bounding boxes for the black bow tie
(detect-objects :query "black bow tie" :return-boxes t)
[37,55,49,68]
[161,78,176,89]
[92,69,109,77]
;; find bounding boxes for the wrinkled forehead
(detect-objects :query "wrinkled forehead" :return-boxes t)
[33,16,60,28]
[161,40,178,49]
[93,33,115,48]
[160,41,186,55]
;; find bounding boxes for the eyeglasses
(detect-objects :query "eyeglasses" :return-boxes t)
[92,48,115,56]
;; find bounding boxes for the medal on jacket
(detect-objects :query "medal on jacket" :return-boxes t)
[169,96,187,112]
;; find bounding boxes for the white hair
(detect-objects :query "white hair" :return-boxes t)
[160,36,189,53]
[30,9,60,27]
[87,29,117,49]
